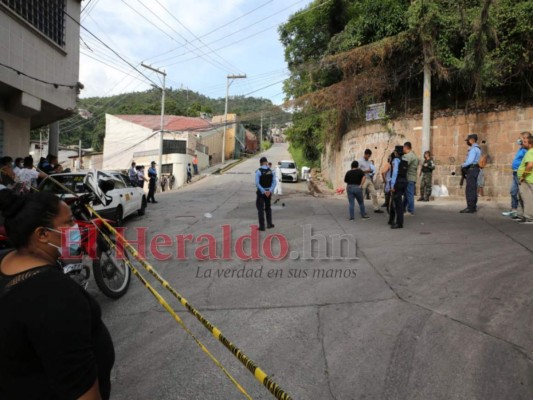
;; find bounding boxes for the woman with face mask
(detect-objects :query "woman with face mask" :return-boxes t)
[0,189,115,400]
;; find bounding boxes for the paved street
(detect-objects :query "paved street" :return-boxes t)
[90,143,532,400]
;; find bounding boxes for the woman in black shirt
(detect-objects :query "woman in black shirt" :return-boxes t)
[0,190,114,400]
[344,161,370,220]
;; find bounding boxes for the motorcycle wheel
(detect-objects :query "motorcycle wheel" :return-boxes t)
[93,235,131,299]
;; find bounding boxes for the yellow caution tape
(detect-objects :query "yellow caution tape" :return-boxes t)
[39,170,294,400]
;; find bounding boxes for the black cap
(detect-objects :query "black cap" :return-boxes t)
[259,157,268,164]
[151,161,157,165]
[465,134,478,142]
[394,145,404,155]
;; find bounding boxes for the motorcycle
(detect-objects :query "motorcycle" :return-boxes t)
[0,171,131,299]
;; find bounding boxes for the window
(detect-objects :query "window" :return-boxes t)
[161,164,173,174]
[280,162,296,169]
[119,174,135,187]
[1,0,66,47]
[163,139,186,155]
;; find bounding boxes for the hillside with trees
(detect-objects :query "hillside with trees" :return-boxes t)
[33,88,291,151]
[279,0,533,164]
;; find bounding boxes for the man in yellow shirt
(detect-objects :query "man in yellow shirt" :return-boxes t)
[517,132,533,223]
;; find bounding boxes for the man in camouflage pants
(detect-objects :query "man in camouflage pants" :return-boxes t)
[418,150,435,201]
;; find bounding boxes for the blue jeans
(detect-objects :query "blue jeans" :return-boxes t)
[347,185,366,218]
[510,172,520,209]
[403,181,416,213]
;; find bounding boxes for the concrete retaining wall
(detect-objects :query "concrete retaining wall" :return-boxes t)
[322,107,533,199]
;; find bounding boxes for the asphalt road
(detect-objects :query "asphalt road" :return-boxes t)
[90,143,533,400]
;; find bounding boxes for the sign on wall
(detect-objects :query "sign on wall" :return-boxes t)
[366,103,386,121]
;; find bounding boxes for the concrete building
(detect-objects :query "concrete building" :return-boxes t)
[103,114,212,188]
[0,1,82,158]
[245,129,258,153]
[197,127,224,165]
[211,113,246,161]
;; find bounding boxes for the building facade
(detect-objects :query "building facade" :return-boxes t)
[103,114,211,188]
[0,0,81,158]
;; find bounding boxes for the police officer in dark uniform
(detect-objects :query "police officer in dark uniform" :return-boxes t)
[460,134,482,213]
[388,145,409,229]
[147,161,158,204]
[255,157,277,231]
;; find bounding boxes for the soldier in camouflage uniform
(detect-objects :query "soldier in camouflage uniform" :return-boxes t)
[418,151,435,201]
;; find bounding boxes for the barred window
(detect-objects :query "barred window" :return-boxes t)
[1,0,66,47]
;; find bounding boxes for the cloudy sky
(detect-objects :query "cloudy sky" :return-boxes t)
[79,0,314,105]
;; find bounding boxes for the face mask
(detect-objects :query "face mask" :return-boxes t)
[48,224,82,257]
[517,139,523,146]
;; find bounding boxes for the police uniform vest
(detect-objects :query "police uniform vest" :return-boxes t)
[257,168,273,189]
[394,158,409,179]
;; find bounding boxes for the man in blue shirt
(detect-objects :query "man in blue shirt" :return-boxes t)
[502,132,529,218]
[460,134,482,213]
[255,157,277,231]
[388,146,408,229]
[147,161,158,204]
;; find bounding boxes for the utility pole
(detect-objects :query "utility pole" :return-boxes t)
[141,63,166,179]
[222,74,246,164]
[422,62,431,153]
[260,112,263,151]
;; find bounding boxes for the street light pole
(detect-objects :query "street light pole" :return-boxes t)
[141,63,166,179]
[222,74,246,164]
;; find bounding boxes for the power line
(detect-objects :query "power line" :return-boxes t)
[131,0,235,73]
[0,62,79,89]
[64,11,160,87]
[154,0,308,66]
[152,0,243,74]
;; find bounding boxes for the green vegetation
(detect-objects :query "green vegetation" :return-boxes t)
[33,88,291,151]
[279,0,533,165]
[288,143,317,170]
[261,140,272,151]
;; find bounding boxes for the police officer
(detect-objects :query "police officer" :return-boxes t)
[255,157,277,231]
[147,161,158,204]
[460,134,482,213]
[388,145,408,229]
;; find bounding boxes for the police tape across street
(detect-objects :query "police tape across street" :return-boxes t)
[37,170,294,400]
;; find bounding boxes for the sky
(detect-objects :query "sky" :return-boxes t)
[78,0,314,105]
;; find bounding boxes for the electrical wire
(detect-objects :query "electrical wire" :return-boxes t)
[152,0,243,74]
[64,11,160,87]
[154,0,309,66]
[144,0,274,62]
[0,62,78,89]
[131,0,235,73]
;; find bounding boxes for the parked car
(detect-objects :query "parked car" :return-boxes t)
[278,160,299,182]
[39,170,147,225]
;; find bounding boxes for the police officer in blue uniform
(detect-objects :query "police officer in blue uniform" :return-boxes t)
[388,145,409,229]
[147,161,158,203]
[255,157,277,231]
[461,134,482,213]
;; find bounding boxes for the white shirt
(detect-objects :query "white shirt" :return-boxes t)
[16,168,39,189]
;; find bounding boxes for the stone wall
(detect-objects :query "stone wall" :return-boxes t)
[322,107,533,199]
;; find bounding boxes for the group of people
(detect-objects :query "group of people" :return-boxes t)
[343,132,533,227]
[345,143,424,229]
[128,161,166,203]
[0,154,64,193]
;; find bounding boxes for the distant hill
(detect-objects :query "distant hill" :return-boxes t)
[32,88,291,151]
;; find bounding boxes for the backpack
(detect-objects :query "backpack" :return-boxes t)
[478,154,488,169]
